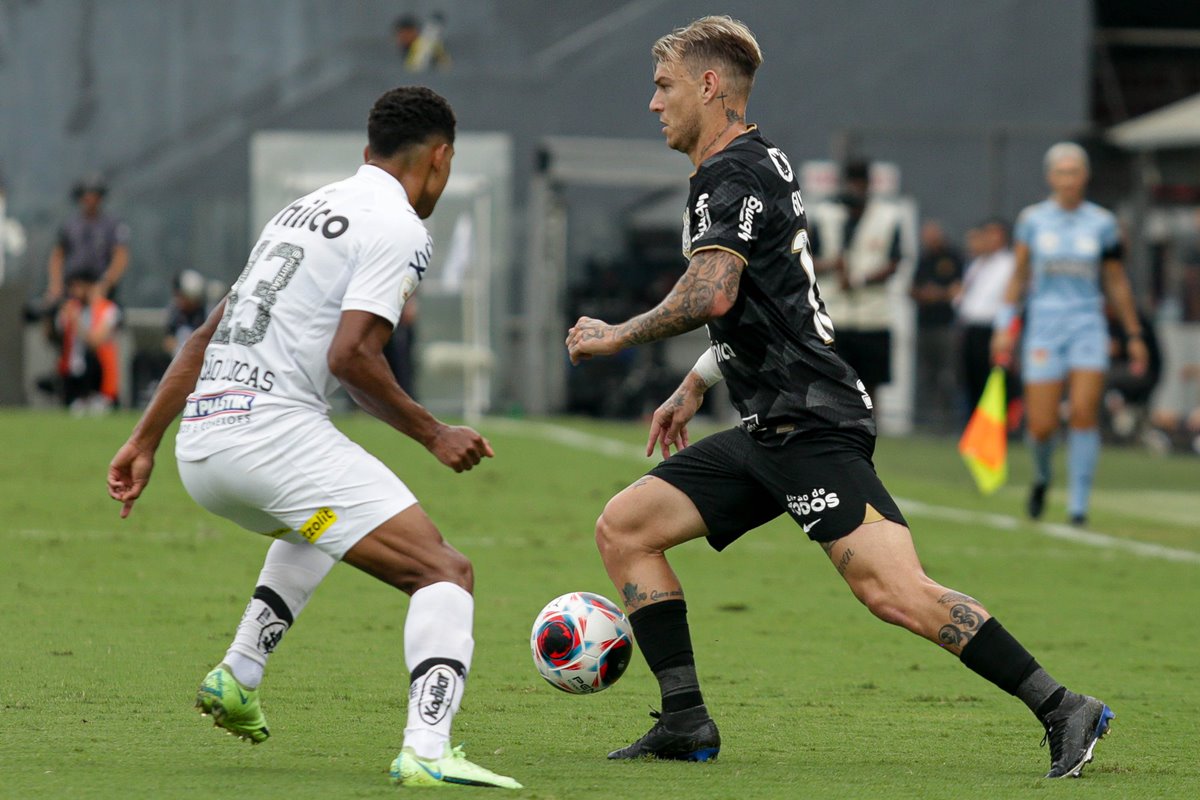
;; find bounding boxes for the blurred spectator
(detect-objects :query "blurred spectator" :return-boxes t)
[1103,304,1161,444]
[55,272,120,413]
[1145,209,1200,454]
[1181,208,1200,323]
[132,269,209,405]
[909,220,963,432]
[955,218,1016,411]
[393,12,451,72]
[45,174,130,303]
[808,158,903,403]
[165,269,209,355]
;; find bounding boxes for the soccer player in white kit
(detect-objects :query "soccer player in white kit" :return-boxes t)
[106,87,521,789]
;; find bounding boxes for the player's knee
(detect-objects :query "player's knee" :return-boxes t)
[404,547,473,595]
[1028,416,1057,440]
[855,581,919,629]
[595,498,651,564]
[441,548,474,592]
[1068,408,1098,429]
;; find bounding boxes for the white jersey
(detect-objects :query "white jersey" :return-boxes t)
[176,164,430,461]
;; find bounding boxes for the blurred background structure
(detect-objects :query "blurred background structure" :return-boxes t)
[1,1,1198,442]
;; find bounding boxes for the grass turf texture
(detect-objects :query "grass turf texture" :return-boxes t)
[1,410,1197,799]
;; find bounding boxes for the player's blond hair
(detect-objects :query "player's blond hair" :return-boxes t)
[1044,142,1090,173]
[652,15,763,98]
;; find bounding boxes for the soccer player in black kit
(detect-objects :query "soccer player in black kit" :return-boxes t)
[565,15,1112,779]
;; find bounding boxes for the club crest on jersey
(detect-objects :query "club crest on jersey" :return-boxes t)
[768,147,794,182]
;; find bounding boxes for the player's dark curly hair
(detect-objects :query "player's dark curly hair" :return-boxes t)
[368,86,456,158]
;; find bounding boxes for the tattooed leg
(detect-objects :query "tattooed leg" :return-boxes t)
[595,475,713,720]
[821,521,994,655]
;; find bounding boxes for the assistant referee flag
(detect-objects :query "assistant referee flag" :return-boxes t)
[959,367,1007,495]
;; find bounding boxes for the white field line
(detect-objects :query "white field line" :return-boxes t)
[485,418,1200,566]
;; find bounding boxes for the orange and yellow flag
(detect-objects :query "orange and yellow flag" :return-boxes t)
[958,367,1007,495]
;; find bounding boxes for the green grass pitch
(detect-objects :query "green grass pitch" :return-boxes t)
[1,410,1198,799]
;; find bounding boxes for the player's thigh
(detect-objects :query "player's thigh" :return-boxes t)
[631,428,783,553]
[820,519,939,610]
[1022,320,1068,385]
[597,476,710,555]
[1066,369,1106,428]
[177,422,418,561]
[342,503,472,594]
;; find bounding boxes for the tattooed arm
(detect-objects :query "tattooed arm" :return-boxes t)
[565,248,745,364]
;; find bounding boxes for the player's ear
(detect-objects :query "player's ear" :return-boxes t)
[700,69,720,103]
[430,141,453,175]
[363,145,371,164]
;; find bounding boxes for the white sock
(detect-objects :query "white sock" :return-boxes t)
[403,581,475,759]
[224,539,336,689]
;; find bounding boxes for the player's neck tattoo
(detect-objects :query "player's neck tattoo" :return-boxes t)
[697,115,744,162]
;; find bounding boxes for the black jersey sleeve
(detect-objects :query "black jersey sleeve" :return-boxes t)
[688,160,767,264]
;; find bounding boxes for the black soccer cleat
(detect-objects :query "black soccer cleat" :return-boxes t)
[608,706,720,762]
[1069,513,1088,528]
[1041,692,1114,778]
[1027,482,1048,520]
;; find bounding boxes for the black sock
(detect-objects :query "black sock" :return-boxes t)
[628,600,705,713]
[959,618,1064,720]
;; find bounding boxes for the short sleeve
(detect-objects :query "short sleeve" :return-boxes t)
[341,220,430,327]
[687,161,765,264]
[1013,207,1035,247]
[113,221,131,245]
[1099,212,1122,260]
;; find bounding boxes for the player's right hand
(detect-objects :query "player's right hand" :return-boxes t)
[428,425,494,472]
[107,440,156,519]
[646,383,703,460]
[990,329,1013,367]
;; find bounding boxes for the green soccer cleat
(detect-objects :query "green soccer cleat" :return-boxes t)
[195,663,270,744]
[389,744,523,789]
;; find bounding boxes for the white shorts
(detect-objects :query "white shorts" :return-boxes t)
[177,415,417,560]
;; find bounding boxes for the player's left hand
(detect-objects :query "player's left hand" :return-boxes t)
[1127,336,1150,377]
[107,440,156,519]
[566,317,622,365]
[646,380,704,460]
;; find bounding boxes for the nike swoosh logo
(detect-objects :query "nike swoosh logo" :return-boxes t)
[801,518,822,533]
[417,761,443,780]
[236,686,249,704]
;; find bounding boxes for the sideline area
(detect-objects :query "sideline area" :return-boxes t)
[485,417,1200,566]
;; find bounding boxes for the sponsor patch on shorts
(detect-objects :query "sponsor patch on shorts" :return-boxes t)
[299,507,337,543]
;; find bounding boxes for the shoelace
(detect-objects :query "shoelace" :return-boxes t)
[1040,721,1067,762]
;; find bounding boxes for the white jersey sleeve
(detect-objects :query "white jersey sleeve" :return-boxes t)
[342,209,431,326]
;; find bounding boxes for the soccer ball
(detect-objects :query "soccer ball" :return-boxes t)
[530,592,633,694]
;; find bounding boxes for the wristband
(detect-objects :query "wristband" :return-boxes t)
[692,347,724,388]
[993,304,1017,331]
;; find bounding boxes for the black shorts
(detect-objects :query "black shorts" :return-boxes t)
[648,426,907,549]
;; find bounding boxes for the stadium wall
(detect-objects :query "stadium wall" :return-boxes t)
[0,0,1092,406]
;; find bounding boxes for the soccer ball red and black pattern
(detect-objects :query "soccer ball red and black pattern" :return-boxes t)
[530,592,633,694]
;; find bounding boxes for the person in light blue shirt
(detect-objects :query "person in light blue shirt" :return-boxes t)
[992,143,1147,526]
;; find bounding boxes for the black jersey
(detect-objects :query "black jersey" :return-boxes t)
[683,128,875,441]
